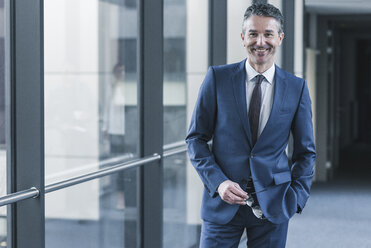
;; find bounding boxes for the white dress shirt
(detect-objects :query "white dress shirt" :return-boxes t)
[245,61,275,139]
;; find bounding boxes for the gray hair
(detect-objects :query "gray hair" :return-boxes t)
[242,3,284,35]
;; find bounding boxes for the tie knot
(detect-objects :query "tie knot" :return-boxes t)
[255,75,264,85]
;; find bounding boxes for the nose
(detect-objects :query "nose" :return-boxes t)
[257,35,266,46]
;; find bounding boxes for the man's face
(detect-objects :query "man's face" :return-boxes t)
[241,15,284,69]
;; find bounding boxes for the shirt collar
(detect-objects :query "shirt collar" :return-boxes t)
[245,61,275,85]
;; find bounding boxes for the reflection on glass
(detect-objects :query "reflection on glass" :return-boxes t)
[163,0,204,247]
[44,0,138,247]
[163,0,209,246]
[45,168,138,248]
[0,0,7,245]
[163,153,202,247]
[163,0,187,146]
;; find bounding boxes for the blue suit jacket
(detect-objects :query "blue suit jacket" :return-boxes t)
[186,60,316,224]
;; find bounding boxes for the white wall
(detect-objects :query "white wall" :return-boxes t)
[227,0,252,64]
[294,0,304,77]
[306,48,317,154]
[186,0,209,225]
[269,0,283,67]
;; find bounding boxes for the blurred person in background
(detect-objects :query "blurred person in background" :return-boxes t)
[106,62,126,210]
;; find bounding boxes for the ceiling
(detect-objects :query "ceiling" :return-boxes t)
[305,0,371,14]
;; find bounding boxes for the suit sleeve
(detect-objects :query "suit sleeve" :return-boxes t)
[185,67,229,197]
[290,80,316,212]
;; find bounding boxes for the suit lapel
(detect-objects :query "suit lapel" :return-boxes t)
[232,59,253,148]
[256,65,288,146]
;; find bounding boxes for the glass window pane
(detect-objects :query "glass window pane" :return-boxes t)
[163,0,187,146]
[45,168,138,248]
[44,0,139,247]
[163,153,195,247]
[0,0,7,246]
[163,0,208,247]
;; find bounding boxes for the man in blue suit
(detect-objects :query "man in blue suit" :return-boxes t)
[186,3,316,248]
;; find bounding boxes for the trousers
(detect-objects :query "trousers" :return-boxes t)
[200,205,289,248]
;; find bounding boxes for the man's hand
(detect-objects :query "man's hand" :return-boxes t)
[217,180,248,205]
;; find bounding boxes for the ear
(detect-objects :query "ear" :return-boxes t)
[278,32,285,45]
[240,33,245,41]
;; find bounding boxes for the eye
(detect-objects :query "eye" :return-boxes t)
[249,33,258,38]
[264,33,273,37]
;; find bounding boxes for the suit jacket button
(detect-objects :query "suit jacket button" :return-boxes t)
[251,153,254,158]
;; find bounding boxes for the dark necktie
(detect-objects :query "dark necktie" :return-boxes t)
[249,74,264,147]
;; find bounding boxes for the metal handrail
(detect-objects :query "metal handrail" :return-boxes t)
[45,153,161,194]
[46,141,186,182]
[0,142,188,207]
[163,145,187,158]
[0,187,39,207]
[163,140,186,150]
[45,153,135,183]
[0,154,161,207]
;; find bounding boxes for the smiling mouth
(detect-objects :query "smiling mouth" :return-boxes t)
[250,47,271,58]
[252,47,270,53]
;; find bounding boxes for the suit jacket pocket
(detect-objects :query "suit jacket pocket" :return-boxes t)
[273,171,292,185]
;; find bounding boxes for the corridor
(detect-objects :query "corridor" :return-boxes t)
[287,143,371,247]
